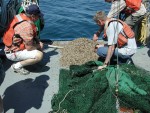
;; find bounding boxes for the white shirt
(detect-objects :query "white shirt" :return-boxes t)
[106,21,137,55]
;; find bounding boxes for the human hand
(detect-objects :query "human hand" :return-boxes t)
[38,42,44,51]
[96,44,104,48]
[35,42,43,51]
[39,42,44,49]
[93,34,98,41]
[97,65,107,70]
[103,34,107,38]
[94,44,104,52]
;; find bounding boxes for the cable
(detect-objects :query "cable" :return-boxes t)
[109,0,122,112]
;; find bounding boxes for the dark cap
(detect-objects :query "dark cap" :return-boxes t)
[26,4,43,17]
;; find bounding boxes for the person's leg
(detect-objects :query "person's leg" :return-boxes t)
[96,46,118,64]
[96,46,108,58]
[6,49,43,75]
[113,49,133,64]
[97,47,134,64]
[16,50,43,67]
[6,49,43,66]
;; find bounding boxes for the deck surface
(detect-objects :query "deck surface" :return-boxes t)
[0,45,60,113]
[0,42,149,113]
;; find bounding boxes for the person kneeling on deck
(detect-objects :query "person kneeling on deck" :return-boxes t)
[93,0,147,42]
[93,11,137,70]
[3,4,44,75]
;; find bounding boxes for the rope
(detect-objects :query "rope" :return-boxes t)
[116,97,120,113]
[107,69,121,113]
[113,0,121,112]
[55,89,74,113]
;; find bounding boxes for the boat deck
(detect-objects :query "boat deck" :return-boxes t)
[0,45,61,113]
[0,42,149,113]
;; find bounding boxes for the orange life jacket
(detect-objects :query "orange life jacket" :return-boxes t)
[3,13,37,51]
[104,18,134,48]
[124,0,142,14]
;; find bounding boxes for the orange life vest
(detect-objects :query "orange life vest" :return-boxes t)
[124,0,142,14]
[3,13,37,51]
[104,18,134,48]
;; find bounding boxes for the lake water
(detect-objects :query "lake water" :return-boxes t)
[39,0,110,40]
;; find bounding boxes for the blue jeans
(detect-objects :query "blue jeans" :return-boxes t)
[97,46,132,63]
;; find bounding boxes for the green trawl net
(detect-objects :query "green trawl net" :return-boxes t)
[51,61,150,113]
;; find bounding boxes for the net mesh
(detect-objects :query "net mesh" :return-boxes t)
[51,61,150,113]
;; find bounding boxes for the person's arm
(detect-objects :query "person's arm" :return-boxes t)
[33,37,43,51]
[93,26,104,41]
[107,0,126,18]
[21,27,37,51]
[98,44,115,70]
[93,30,100,41]
[15,21,42,51]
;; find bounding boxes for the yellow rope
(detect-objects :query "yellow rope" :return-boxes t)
[138,17,148,45]
[138,1,150,45]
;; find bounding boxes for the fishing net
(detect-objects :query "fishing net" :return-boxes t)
[51,61,150,113]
